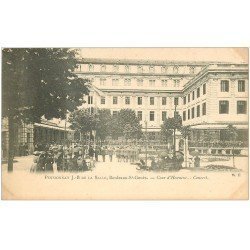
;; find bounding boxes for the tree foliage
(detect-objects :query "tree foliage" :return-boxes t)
[111,109,143,140]
[69,109,99,134]
[226,124,238,168]
[69,108,142,142]
[161,114,182,143]
[95,109,112,141]
[181,126,191,140]
[227,124,238,141]
[2,48,89,122]
[2,48,89,171]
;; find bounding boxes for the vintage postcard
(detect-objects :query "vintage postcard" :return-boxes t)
[1,48,249,200]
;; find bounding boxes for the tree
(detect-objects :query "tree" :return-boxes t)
[227,124,238,168]
[109,109,142,141]
[181,126,191,168]
[2,48,89,171]
[69,109,99,142]
[161,114,182,155]
[95,109,112,144]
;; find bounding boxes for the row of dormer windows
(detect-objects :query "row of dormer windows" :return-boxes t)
[99,78,181,87]
[78,64,197,74]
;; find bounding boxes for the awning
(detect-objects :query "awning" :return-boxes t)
[189,124,248,130]
[34,123,73,132]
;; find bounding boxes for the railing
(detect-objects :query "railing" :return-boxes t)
[189,141,248,148]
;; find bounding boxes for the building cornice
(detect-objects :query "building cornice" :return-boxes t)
[98,88,183,94]
[77,72,195,78]
[78,58,218,66]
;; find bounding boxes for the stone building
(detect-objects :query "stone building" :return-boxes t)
[76,58,248,154]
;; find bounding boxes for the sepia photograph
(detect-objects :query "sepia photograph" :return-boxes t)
[1,48,249,199]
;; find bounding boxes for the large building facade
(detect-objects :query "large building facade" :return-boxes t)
[2,58,248,158]
[76,58,248,152]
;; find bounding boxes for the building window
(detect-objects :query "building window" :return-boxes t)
[88,107,94,114]
[150,97,154,105]
[237,101,247,114]
[101,65,106,72]
[137,111,142,121]
[202,103,206,115]
[203,83,206,95]
[137,79,143,86]
[100,78,106,86]
[138,66,143,73]
[197,105,200,117]
[183,96,186,105]
[191,107,195,119]
[89,64,93,72]
[113,96,118,105]
[174,97,179,106]
[113,65,119,72]
[188,109,190,120]
[77,64,82,71]
[124,78,131,86]
[161,79,168,87]
[125,97,130,105]
[238,80,245,92]
[219,100,229,114]
[197,87,200,98]
[183,111,186,121]
[112,79,119,86]
[101,97,105,105]
[173,66,179,74]
[150,111,155,121]
[149,66,155,73]
[174,79,180,87]
[188,94,190,102]
[149,79,155,87]
[161,66,167,73]
[113,111,118,117]
[138,97,142,105]
[88,96,93,104]
[162,97,167,105]
[189,66,195,74]
[221,80,229,92]
[192,91,195,100]
[125,65,130,72]
[162,111,167,121]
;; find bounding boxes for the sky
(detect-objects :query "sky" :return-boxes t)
[80,48,248,63]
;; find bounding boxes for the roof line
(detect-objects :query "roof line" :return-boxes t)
[78,57,246,66]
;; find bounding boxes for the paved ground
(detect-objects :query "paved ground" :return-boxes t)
[1,154,248,173]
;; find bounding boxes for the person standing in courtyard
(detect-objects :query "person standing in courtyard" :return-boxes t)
[88,146,95,160]
[101,146,106,162]
[108,147,114,162]
[95,145,101,162]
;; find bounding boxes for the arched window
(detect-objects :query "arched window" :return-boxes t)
[101,65,106,72]
[113,65,119,72]
[89,64,93,72]
[125,65,130,72]
[173,66,179,74]
[189,66,195,74]
[138,66,143,73]
[149,66,155,73]
[161,66,167,73]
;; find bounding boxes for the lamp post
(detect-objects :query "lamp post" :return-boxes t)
[173,97,178,158]
[62,112,67,171]
[92,129,96,149]
[144,119,148,167]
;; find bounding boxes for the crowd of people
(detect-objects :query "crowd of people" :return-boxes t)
[30,142,141,173]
